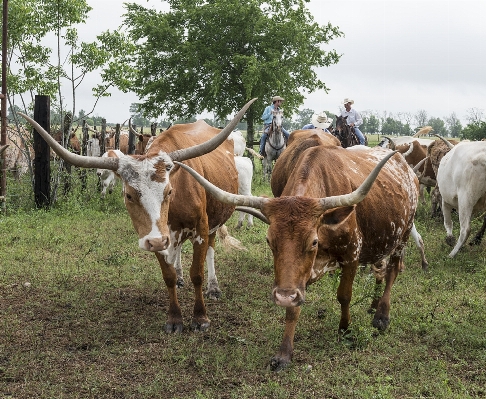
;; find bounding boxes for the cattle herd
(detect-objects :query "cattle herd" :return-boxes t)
[8,102,485,371]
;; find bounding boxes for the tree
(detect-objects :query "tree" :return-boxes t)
[129,103,152,127]
[292,108,315,131]
[465,107,484,125]
[445,112,462,138]
[427,117,447,137]
[414,110,428,129]
[100,0,343,147]
[361,112,380,134]
[462,121,486,141]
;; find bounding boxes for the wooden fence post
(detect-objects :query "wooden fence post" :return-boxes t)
[128,123,136,155]
[33,95,51,208]
[100,118,106,155]
[115,123,120,150]
[80,119,88,190]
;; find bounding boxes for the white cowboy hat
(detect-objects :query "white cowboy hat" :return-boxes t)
[342,98,354,105]
[272,96,285,103]
[311,112,333,129]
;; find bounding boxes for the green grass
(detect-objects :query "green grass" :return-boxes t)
[0,164,485,399]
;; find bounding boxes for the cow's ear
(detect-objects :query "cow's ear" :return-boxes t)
[320,206,355,226]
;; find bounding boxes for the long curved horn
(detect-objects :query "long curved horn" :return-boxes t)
[0,144,8,155]
[318,150,397,210]
[18,113,119,171]
[168,98,257,162]
[434,134,454,149]
[412,157,427,174]
[173,160,268,209]
[235,206,269,224]
[129,118,142,138]
[383,136,396,150]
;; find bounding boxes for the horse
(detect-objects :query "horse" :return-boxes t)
[334,115,367,148]
[262,109,286,181]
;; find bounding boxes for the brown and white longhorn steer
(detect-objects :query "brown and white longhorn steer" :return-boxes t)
[19,98,255,333]
[175,130,420,371]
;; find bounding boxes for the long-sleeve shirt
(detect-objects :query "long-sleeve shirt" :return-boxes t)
[341,108,363,127]
[261,104,281,124]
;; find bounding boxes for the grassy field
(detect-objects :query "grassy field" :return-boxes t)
[0,156,485,399]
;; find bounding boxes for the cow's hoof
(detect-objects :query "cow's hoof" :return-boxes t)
[176,278,185,288]
[165,321,183,334]
[269,356,290,372]
[205,287,222,300]
[191,318,210,332]
[372,315,390,331]
[445,235,456,246]
[235,222,242,230]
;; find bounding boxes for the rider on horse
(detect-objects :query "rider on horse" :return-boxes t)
[340,98,366,145]
[259,96,290,156]
[302,111,333,133]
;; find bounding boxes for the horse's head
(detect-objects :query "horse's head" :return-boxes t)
[333,115,353,148]
[335,115,348,132]
[271,110,284,134]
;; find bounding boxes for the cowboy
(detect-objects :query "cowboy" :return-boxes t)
[340,98,366,145]
[259,96,290,156]
[302,111,333,133]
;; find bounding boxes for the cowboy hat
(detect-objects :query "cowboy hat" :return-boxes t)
[311,112,333,129]
[342,98,354,105]
[272,96,285,103]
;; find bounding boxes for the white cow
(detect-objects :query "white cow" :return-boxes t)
[234,155,254,229]
[228,129,246,156]
[436,141,486,257]
[228,129,255,228]
[96,150,123,198]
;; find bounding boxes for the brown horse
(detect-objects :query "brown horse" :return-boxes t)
[334,115,367,148]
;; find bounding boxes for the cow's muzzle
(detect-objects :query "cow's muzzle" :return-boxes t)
[142,236,170,252]
[272,288,305,307]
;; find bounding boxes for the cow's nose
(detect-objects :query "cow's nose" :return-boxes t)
[273,288,304,307]
[144,236,170,252]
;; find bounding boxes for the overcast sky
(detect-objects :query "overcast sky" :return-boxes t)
[69,0,485,127]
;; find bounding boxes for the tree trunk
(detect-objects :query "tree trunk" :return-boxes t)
[33,95,51,208]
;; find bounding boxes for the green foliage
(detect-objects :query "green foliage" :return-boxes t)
[427,117,447,137]
[380,116,412,136]
[362,114,380,134]
[1,173,486,398]
[1,169,486,398]
[462,121,486,141]
[100,0,343,134]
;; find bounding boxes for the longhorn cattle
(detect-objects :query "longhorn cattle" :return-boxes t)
[422,138,460,217]
[96,150,123,198]
[397,140,435,203]
[436,141,486,257]
[19,98,256,333]
[175,130,421,370]
[234,155,254,229]
[4,126,34,179]
[228,129,255,228]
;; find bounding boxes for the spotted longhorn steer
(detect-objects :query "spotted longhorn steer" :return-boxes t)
[436,140,486,257]
[19,99,255,333]
[175,130,420,371]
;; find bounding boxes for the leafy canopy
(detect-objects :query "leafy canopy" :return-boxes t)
[102,0,343,123]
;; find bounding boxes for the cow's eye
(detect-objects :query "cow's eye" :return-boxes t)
[312,238,318,247]
[126,193,133,201]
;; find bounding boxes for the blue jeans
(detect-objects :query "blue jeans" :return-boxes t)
[259,124,290,154]
[353,126,366,145]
